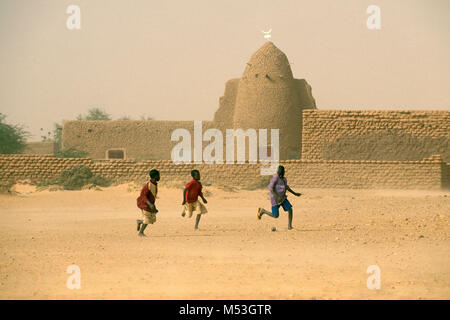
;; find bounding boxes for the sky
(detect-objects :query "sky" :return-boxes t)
[0,0,449,141]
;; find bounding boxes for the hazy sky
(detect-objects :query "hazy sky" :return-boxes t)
[1,0,449,141]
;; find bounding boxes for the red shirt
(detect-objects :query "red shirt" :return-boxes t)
[137,179,158,212]
[184,179,203,203]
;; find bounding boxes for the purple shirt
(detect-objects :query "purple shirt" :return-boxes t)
[268,174,288,206]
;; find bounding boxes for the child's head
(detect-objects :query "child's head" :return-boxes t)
[277,165,285,177]
[149,169,160,182]
[191,169,200,181]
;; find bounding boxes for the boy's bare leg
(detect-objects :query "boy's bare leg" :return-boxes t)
[138,223,148,236]
[136,219,143,231]
[181,208,186,217]
[194,214,201,229]
[258,208,274,218]
[288,209,293,230]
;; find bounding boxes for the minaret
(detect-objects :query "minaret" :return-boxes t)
[232,42,315,159]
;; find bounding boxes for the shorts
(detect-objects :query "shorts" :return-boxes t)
[183,200,208,218]
[139,209,156,225]
[271,199,292,218]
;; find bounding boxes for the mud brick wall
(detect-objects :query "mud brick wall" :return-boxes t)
[89,161,264,186]
[282,155,444,189]
[302,110,450,161]
[0,155,93,181]
[23,142,55,155]
[442,163,450,189]
[61,120,216,160]
[0,154,447,190]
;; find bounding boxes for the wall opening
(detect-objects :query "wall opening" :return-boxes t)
[106,149,126,160]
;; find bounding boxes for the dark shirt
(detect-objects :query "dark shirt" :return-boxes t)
[137,179,158,212]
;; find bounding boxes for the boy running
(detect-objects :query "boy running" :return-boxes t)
[181,169,208,230]
[257,165,301,230]
[136,169,160,237]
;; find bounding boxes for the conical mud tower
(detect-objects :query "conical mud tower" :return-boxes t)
[215,41,316,159]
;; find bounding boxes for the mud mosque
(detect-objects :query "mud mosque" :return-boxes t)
[61,41,316,161]
[2,41,449,189]
[60,42,449,164]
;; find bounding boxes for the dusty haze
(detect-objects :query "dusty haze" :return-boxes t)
[0,0,449,141]
[1,184,449,299]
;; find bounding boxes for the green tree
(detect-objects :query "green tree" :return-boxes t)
[54,147,88,158]
[40,127,52,142]
[52,122,62,152]
[139,114,154,120]
[77,108,112,120]
[0,113,29,154]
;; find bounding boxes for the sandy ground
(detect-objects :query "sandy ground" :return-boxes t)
[0,182,449,300]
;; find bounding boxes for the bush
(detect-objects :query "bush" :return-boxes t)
[0,179,15,194]
[0,113,29,154]
[38,166,113,190]
[77,108,112,121]
[54,147,88,158]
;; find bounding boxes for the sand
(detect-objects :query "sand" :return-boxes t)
[0,183,449,299]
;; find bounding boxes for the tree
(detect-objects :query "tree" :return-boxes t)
[139,114,154,120]
[0,113,29,154]
[53,122,62,150]
[40,127,52,142]
[77,108,112,120]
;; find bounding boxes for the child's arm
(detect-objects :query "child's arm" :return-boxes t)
[287,185,301,197]
[199,187,207,204]
[182,188,186,205]
[146,200,156,211]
